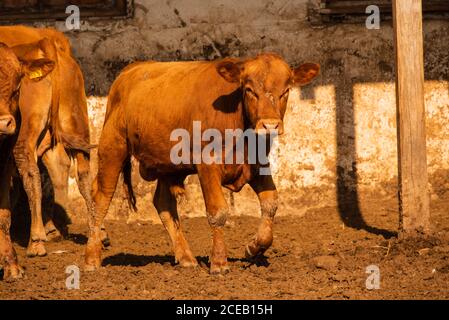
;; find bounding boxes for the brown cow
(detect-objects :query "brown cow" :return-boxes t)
[0,40,56,279]
[85,53,319,274]
[0,26,108,261]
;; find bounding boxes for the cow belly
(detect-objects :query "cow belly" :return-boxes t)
[138,161,195,181]
[130,127,252,187]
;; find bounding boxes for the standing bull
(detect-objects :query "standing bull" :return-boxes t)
[85,53,319,274]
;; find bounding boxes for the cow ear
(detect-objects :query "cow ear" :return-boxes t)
[21,58,55,81]
[216,59,242,83]
[12,38,57,81]
[292,63,320,86]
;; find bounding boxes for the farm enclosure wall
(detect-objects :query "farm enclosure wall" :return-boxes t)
[17,0,449,222]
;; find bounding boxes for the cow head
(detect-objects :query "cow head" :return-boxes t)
[0,39,56,137]
[216,53,320,135]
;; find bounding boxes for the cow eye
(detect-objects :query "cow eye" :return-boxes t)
[245,87,258,99]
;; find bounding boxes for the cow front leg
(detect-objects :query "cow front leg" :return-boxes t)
[246,173,278,258]
[14,79,52,257]
[0,158,24,280]
[0,207,24,281]
[41,143,70,241]
[197,165,230,275]
[153,178,197,267]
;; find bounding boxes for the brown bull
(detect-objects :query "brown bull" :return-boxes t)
[85,53,319,274]
[0,26,105,279]
[0,39,55,279]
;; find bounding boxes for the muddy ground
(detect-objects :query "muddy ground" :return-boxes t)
[1,194,449,300]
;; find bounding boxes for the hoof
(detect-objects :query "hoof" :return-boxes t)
[84,254,102,272]
[3,265,25,281]
[46,228,63,242]
[26,240,47,257]
[84,263,100,272]
[210,263,230,275]
[176,250,198,268]
[245,244,268,260]
[100,230,111,248]
[245,245,256,259]
[178,257,198,268]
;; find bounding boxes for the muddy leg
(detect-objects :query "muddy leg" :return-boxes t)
[41,143,70,241]
[246,174,278,258]
[153,178,197,267]
[73,150,110,247]
[14,139,47,257]
[0,157,24,280]
[197,165,230,275]
[84,123,127,271]
[14,79,52,257]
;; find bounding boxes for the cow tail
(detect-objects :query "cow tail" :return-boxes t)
[48,37,95,154]
[123,156,137,212]
[49,40,62,149]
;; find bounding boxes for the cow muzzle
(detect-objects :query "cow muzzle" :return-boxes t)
[255,119,284,135]
[0,115,16,135]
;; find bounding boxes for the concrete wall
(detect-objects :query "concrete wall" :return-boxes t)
[25,0,449,221]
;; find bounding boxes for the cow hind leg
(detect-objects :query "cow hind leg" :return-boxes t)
[85,126,127,271]
[14,79,53,257]
[41,143,71,241]
[14,140,47,257]
[153,178,197,268]
[73,150,110,247]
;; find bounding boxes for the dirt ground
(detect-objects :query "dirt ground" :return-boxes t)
[1,194,449,300]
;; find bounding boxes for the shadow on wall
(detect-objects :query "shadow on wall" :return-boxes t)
[290,46,397,239]
[334,80,397,239]
[327,26,449,238]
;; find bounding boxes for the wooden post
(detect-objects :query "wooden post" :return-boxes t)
[393,0,430,235]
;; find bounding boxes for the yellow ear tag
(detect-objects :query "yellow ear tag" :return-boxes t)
[29,69,44,80]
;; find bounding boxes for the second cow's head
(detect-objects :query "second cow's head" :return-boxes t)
[216,53,319,135]
[0,38,56,137]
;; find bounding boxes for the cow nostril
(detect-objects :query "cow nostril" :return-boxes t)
[263,122,279,130]
[0,116,15,133]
